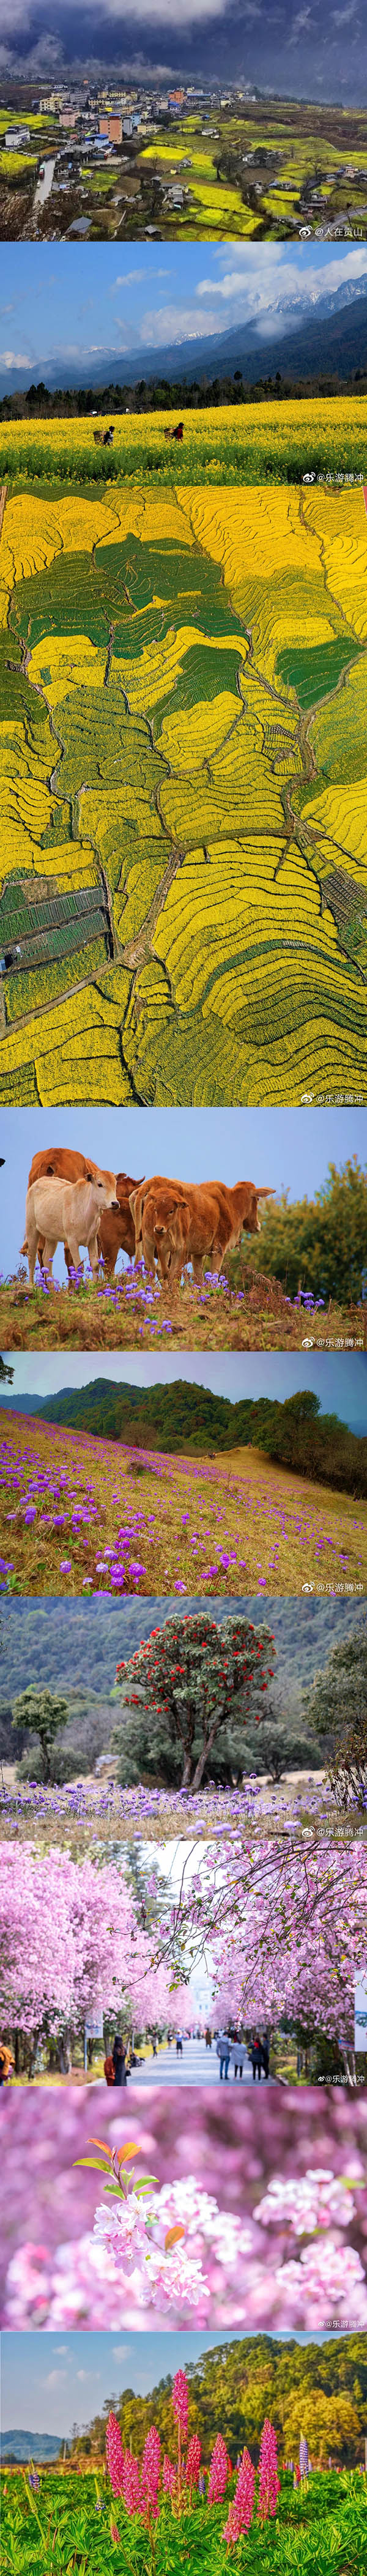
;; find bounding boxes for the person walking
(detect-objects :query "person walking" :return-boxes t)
[261,2033,270,2079]
[103,2050,115,2086]
[0,2043,14,2085]
[205,2027,212,2050]
[112,2034,128,2086]
[216,2030,231,2080]
[250,2033,262,2080]
[230,2036,247,2080]
[176,2033,184,2057]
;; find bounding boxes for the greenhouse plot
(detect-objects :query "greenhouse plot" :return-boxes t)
[1,482,367,1104]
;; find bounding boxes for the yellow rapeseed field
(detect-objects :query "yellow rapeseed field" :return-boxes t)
[0,398,366,485]
[0,478,366,1106]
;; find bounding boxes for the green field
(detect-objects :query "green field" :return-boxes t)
[2,2466,367,2574]
[1,477,367,1106]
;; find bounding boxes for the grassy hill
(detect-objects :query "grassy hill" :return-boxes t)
[1,1380,366,1495]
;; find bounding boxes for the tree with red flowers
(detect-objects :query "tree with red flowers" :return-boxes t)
[113,1612,276,1792]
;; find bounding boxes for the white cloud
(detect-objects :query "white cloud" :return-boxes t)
[196,243,367,321]
[109,272,147,289]
[0,350,33,368]
[41,2370,67,2388]
[138,299,223,343]
[82,0,229,16]
[112,2344,130,2360]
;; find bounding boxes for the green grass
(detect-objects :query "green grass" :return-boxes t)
[1,2466,367,2574]
[277,637,361,710]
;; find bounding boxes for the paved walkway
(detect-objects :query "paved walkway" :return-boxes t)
[128,2035,275,2086]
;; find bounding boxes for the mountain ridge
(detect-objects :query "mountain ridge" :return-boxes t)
[1,274,367,396]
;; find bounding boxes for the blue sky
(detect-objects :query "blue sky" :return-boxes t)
[1,2328,333,2438]
[1,1350,366,1426]
[1,1101,364,1282]
[1,241,367,381]
[0,0,366,104]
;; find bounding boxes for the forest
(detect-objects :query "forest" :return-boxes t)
[64,2332,367,2469]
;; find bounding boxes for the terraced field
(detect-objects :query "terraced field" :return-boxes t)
[1,480,366,1105]
[137,106,367,241]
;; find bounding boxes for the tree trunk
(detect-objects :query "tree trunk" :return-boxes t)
[191,1712,220,1792]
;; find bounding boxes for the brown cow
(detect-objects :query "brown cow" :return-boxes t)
[140,1189,191,1284]
[130,1176,275,1287]
[97,1174,144,1279]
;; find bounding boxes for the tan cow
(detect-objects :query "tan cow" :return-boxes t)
[24,1147,120,1282]
[24,1174,119,1288]
[130,1175,275,1286]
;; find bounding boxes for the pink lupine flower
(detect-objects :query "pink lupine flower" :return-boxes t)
[163,2455,176,2496]
[223,2447,255,2545]
[185,2434,201,2494]
[122,2449,143,2515]
[111,2523,120,2545]
[141,2424,161,2516]
[106,2410,124,2498]
[172,2369,188,2437]
[258,2419,280,2521]
[207,2433,228,2503]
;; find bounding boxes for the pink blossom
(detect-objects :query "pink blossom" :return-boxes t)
[163,2455,176,2496]
[185,2434,201,2492]
[141,2424,160,2516]
[106,2410,125,2498]
[110,2523,120,2545]
[172,2369,188,2438]
[223,2448,255,2547]
[207,2433,228,2503]
[257,2168,356,2237]
[258,2418,280,2521]
[122,2450,143,2516]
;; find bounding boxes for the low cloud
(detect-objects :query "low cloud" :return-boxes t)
[0,350,34,368]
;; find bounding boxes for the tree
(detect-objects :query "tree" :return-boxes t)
[113,1612,276,1792]
[303,1618,367,1804]
[12,1686,71,1783]
[229,1160,367,1305]
[0,1356,13,1383]
[0,1845,172,2060]
[155,1832,367,2069]
[254,1394,367,1498]
[254,1719,319,1784]
[283,2388,360,2466]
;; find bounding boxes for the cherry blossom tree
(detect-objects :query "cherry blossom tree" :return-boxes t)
[0,1845,172,2060]
[154,1831,367,2070]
